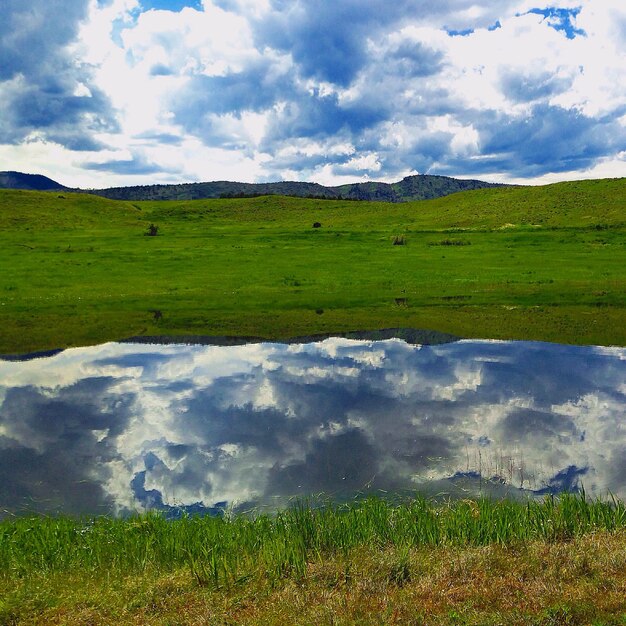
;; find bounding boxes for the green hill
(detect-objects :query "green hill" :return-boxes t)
[0,189,144,230]
[0,178,624,353]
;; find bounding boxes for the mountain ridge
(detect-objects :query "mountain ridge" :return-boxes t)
[0,171,68,191]
[0,170,506,203]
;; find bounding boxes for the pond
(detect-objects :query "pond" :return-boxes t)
[0,336,624,517]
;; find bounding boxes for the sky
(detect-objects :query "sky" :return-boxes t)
[1,0,626,188]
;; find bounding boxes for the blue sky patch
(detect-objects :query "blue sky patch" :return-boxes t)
[527,7,586,39]
[139,0,202,11]
[446,27,474,37]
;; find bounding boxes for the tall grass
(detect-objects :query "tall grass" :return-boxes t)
[1,493,624,588]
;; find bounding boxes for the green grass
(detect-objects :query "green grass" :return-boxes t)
[1,494,625,624]
[1,178,625,353]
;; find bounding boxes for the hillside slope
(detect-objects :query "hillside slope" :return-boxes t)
[0,189,144,229]
[0,178,624,353]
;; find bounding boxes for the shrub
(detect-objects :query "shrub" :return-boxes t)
[430,238,471,246]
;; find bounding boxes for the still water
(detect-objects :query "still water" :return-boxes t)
[0,337,624,517]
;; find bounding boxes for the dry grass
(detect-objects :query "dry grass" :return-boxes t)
[5,530,625,625]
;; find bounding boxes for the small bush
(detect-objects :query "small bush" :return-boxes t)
[145,224,159,236]
[312,222,322,228]
[430,238,471,246]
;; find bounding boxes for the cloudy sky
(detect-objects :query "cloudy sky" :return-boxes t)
[1,0,626,188]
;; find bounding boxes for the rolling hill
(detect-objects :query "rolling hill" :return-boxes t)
[0,177,624,354]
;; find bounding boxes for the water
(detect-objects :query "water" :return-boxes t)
[0,337,624,517]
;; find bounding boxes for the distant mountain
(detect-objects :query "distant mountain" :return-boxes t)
[88,174,505,203]
[0,171,505,202]
[89,180,342,201]
[0,171,68,191]
[334,175,505,202]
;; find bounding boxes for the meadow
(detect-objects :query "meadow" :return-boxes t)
[1,494,625,624]
[1,177,625,354]
[1,180,626,623]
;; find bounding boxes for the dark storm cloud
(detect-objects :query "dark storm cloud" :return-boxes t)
[172,60,294,151]
[0,377,136,515]
[253,0,399,87]
[500,70,574,103]
[479,105,626,176]
[0,0,118,148]
[253,0,515,87]
[439,341,626,414]
[266,428,380,494]
[388,41,445,78]
[174,60,293,121]
[262,92,387,146]
[435,104,626,178]
[609,446,626,489]
[174,67,386,154]
[499,407,580,442]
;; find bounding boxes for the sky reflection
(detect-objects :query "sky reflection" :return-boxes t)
[0,338,624,516]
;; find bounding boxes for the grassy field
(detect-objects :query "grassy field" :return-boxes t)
[0,178,625,353]
[1,494,625,624]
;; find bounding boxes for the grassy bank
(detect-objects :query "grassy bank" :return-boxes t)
[1,494,625,624]
[1,178,625,353]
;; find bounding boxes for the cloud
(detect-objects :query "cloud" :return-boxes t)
[0,376,135,515]
[499,69,574,103]
[252,0,520,86]
[3,0,626,185]
[470,104,626,177]
[0,0,118,149]
[83,154,169,174]
[388,40,445,78]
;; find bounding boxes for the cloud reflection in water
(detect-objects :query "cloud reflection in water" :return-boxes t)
[0,338,624,516]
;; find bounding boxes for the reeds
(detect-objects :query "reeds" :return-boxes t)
[1,493,624,588]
